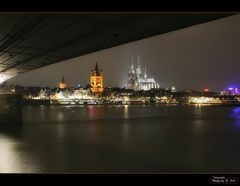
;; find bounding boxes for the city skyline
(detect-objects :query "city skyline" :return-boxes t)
[2,11,240,176]
[6,14,240,92]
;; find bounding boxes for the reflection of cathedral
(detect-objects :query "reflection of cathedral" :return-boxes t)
[128,56,159,91]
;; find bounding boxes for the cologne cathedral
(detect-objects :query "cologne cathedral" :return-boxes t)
[127,56,159,91]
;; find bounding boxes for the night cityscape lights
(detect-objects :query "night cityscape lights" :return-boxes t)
[221,87,240,96]
[188,97,221,104]
[2,62,240,106]
[15,84,240,106]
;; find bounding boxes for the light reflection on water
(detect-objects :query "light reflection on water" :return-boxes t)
[123,105,129,118]
[0,105,240,173]
[232,107,240,118]
[0,134,40,173]
[230,107,240,126]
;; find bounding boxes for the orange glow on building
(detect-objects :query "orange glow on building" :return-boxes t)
[90,63,103,94]
[59,76,66,89]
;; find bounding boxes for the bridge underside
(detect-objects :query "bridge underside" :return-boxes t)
[0,13,234,82]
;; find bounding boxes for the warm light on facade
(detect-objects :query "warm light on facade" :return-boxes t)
[189,97,221,104]
[59,83,66,89]
[90,63,104,94]
[59,76,66,89]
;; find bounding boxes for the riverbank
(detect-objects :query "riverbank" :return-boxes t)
[22,98,240,106]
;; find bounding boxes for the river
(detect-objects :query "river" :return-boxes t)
[0,105,240,173]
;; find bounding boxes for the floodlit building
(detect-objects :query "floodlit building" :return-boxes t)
[90,62,104,94]
[127,56,159,91]
[221,87,240,96]
[59,76,67,89]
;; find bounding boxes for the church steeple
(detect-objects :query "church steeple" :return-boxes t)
[95,62,100,76]
[61,76,65,84]
[129,56,135,74]
[59,76,66,89]
[137,56,141,69]
[144,67,147,79]
[130,56,134,69]
[136,56,142,78]
[90,62,104,95]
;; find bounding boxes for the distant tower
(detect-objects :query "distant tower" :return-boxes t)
[135,56,142,79]
[90,62,104,95]
[144,67,147,79]
[127,56,136,90]
[59,76,66,89]
[129,56,135,74]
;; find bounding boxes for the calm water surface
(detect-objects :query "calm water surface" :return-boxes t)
[1,105,240,173]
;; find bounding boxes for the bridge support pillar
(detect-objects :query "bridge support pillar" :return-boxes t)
[0,93,22,124]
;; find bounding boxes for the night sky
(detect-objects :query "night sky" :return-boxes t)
[7,14,240,92]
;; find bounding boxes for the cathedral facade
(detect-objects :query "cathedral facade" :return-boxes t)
[127,56,159,91]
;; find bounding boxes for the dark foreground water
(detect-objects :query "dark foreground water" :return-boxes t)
[1,105,240,173]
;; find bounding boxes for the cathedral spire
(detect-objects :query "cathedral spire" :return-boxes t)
[137,56,141,69]
[136,56,142,78]
[130,56,134,69]
[95,62,100,76]
[61,76,65,83]
[59,76,66,89]
[144,66,147,79]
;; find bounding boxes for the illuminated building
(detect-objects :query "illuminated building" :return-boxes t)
[188,96,221,104]
[53,89,92,100]
[171,86,177,92]
[128,56,159,91]
[39,89,48,99]
[221,87,240,96]
[59,76,67,89]
[90,62,104,94]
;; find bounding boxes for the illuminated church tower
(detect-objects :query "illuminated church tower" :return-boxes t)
[90,62,104,94]
[128,56,136,90]
[59,76,66,89]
